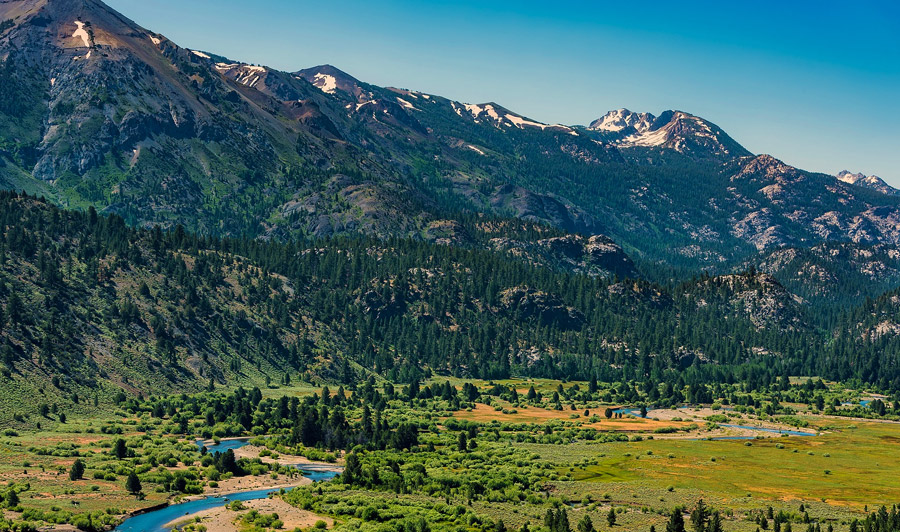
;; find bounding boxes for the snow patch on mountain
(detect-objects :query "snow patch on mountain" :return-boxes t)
[397,97,418,111]
[504,114,576,135]
[459,102,574,134]
[464,103,501,121]
[622,125,670,147]
[72,21,91,48]
[505,114,546,129]
[214,63,268,88]
[191,50,211,59]
[313,73,337,94]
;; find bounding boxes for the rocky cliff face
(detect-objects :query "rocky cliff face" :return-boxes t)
[682,272,806,331]
[753,242,900,307]
[499,286,585,330]
[489,233,636,279]
[722,155,900,251]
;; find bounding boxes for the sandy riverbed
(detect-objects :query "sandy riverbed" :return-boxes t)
[164,496,332,531]
[200,474,312,498]
[232,445,344,473]
[166,443,340,530]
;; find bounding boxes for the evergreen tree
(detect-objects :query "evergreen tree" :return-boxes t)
[68,459,85,481]
[578,514,594,532]
[5,488,19,509]
[114,438,128,459]
[667,509,686,532]
[691,500,709,532]
[709,512,723,532]
[126,472,142,495]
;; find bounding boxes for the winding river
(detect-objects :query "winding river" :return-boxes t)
[116,438,340,532]
[195,437,256,454]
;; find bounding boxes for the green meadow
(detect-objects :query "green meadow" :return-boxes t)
[0,379,898,532]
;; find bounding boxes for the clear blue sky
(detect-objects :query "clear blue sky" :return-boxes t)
[106,0,900,184]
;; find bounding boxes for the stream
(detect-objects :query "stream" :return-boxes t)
[115,439,340,531]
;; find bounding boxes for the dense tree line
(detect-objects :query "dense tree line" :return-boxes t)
[2,190,900,404]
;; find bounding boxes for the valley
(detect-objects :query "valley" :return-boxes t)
[0,0,899,531]
[0,378,898,532]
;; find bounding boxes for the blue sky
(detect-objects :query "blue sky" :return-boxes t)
[106,0,900,184]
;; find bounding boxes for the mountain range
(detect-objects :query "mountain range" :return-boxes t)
[1,0,899,276]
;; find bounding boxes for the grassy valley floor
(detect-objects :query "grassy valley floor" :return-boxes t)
[0,379,897,532]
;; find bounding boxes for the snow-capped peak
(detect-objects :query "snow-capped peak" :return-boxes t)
[596,110,749,157]
[836,170,870,185]
[836,171,898,196]
[621,111,714,149]
[588,109,654,133]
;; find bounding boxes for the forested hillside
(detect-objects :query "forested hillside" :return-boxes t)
[2,191,899,422]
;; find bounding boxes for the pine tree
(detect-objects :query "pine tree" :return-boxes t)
[6,291,22,324]
[114,438,128,459]
[126,472,142,495]
[667,509,686,532]
[557,509,571,532]
[5,488,19,508]
[577,514,594,532]
[68,459,85,481]
[709,512,723,532]
[691,500,709,532]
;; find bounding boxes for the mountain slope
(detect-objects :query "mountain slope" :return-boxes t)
[1,0,900,273]
[753,242,900,308]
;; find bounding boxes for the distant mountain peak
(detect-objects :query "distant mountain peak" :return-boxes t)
[295,65,364,97]
[589,109,751,159]
[588,109,654,133]
[836,170,898,196]
[2,0,147,37]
